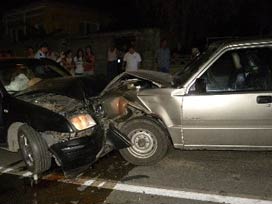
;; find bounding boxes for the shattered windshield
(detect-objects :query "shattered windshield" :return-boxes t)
[0,61,69,94]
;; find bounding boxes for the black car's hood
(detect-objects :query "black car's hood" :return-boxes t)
[18,93,84,115]
[16,76,105,101]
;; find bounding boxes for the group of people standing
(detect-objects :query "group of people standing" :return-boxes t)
[57,47,95,75]
[27,43,96,76]
[27,42,144,79]
[24,39,186,80]
[113,40,171,75]
[107,44,142,80]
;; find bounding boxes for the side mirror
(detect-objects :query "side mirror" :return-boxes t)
[195,78,206,93]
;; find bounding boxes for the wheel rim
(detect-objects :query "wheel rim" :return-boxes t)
[19,134,34,167]
[127,129,158,159]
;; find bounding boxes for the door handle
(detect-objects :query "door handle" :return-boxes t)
[257,96,272,104]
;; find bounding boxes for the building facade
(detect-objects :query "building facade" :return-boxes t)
[3,1,111,42]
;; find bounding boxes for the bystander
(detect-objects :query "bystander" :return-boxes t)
[107,45,118,80]
[35,43,48,59]
[156,39,171,73]
[123,46,141,71]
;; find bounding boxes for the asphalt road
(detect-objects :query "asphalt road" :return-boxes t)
[0,148,271,204]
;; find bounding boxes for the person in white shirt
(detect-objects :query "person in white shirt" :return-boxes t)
[74,48,85,75]
[35,42,48,59]
[123,46,141,71]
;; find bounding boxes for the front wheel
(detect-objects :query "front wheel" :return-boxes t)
[120,117,169,165]
[18,125,51,175]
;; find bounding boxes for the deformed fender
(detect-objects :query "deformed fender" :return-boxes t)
[106,123,131,150]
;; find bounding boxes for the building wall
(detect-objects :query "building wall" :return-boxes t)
[3,2,111,42]
[44,4,105,35]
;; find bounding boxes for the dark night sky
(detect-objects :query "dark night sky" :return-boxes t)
[2,0,272,31]
[0,0,137,27]
[2,0,272,49]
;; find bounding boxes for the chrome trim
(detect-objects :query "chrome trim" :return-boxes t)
[183,127,272,130]
[184,145,272,149]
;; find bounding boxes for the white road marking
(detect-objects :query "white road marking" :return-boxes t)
[77,179,95,192]
[0,166,32,177]
[22,172,33,177]
[114,183,272,204]
[2,168,13,173]
[97,181,106,188]
[0,166,271,204]
[61,178,272,204]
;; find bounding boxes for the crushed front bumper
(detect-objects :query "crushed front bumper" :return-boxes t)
[49,124,131,177]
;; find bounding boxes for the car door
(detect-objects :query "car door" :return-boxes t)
[182,47,272,149]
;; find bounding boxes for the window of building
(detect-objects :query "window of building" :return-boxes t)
[79,22,99,35]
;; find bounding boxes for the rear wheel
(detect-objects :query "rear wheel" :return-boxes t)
[120,117,169,165]
[18,125,51,175]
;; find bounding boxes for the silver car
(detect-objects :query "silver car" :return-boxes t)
[97,38,272,165]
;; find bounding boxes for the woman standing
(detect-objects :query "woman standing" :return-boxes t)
[26,47,35,58]
[84,46,95,75]
[74,48,85,75]
[60,50,75,75]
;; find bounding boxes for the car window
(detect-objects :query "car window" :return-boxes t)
[174,45,218,87]
[0,64,35,93]
[191,47,272,93]
[0,60,70,94]
[29,61,70,78]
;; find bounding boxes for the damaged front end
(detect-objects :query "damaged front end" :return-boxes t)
[18,93,131,177]
[96,70,173,118]
[47,124,130,177]
[90,71,173,143]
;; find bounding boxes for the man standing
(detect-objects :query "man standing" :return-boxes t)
[35,42,48,59]
[123,46,141,71]
[156,39,171,73]
[107,45,118,79]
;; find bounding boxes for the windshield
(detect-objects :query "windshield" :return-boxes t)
[173,45,219,87]
[0,60,70,94]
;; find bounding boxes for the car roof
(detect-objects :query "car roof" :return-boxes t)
[0,57,46,65]
[0,57,72,76]
[210,37,272,50]
[0,57,63,69]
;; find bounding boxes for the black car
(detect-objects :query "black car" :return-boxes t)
[0,58,130,177]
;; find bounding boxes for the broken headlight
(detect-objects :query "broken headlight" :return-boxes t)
[70,114,96,131]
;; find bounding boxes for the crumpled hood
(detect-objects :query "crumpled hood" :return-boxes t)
[18,93,84,115]
[125,70,173,87]
[101,70,173,96]
[16,76,104,101]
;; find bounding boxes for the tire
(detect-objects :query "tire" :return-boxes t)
[120,117,169,165]
[18,124,51,175]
